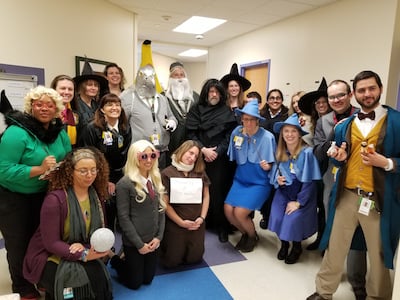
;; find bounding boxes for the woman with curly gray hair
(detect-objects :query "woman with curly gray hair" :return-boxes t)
[0,86,71,299]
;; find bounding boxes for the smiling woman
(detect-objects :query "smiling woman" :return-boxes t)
[0,86,71,299]
[79,93,132,233]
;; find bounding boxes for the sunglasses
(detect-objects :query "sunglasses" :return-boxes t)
[138,151,159,161]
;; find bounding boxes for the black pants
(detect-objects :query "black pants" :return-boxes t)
[39,260,112,300]
[111,245,158,290]
[0,185,44,296]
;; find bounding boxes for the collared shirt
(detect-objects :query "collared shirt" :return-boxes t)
[140,175,153,193]
[107,120,119,133]
[354,104,393,171]
[354,104,386,137]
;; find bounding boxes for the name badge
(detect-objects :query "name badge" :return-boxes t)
[150,133,160,146]
[103,131,113,146]
[63,287,73,299]
[234,136,244,147]
[358,197,372,216]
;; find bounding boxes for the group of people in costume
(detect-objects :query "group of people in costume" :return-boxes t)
[0,39,398,300]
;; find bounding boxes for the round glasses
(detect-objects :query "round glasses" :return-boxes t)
[138,152,159,161]
[75,168,98,176]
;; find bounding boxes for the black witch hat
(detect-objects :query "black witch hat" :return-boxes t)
[73,57,108,95]
[220,63,251,92]
[0,90,13,114]
[298,77,328,115]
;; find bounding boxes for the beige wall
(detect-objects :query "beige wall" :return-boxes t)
[0,0,135,86]
[208,0,400,107]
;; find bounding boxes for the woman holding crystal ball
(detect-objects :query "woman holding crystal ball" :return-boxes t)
[23,147,113,300]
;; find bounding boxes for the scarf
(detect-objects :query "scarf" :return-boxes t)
[54,186,111,300]
[171,154,194,172]
[5,110,64,143]
[61,103,77,145]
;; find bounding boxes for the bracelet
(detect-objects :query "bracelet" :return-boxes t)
[295,201,301,208]
[81,248,89,262]
[199,216,205,221]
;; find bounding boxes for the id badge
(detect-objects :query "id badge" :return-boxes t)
[118,135,124,148]
[63,287,73,299]
[289,162,296,174]
[150,133,160,146]
[103,131,113,146]
[358,197,372,216]
[234,136,244,147]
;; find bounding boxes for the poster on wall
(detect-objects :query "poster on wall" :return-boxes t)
[0,63,44,111]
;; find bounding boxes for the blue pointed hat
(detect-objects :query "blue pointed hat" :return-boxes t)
[273,113,308,136]
[235,100,265,120]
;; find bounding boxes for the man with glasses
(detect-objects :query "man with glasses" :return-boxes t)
[312,79,365,299]
[308,70,400,300]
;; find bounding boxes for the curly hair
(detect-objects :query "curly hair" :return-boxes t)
[24,85,64,115]
[48,147,109,201]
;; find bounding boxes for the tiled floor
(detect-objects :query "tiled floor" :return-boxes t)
[0,213,394,299]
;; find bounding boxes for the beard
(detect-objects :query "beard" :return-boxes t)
[208,97,220,106]
[356,94,381,110]
[166,78,193,101]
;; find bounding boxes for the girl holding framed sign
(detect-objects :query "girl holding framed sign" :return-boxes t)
[160,140,210,268]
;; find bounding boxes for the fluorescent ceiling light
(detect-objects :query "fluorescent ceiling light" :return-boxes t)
[179,49,208,58]
[173,16,226,34]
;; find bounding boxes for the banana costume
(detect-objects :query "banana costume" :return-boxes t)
[140,40,163,93]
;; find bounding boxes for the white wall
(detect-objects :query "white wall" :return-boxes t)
[150,53,207,94]
[208,0,399,106]
[0,0,135,86]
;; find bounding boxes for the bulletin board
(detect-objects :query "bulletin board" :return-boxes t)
[0,73,37,111]
[0,63,44,111]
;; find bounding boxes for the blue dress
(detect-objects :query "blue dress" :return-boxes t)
[225,126,276,210]
[268,147,321,241]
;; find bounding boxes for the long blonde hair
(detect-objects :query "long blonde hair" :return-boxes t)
[275,125,306,162]
[124,140,166,211]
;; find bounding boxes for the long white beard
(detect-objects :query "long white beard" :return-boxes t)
[166,78,194,102]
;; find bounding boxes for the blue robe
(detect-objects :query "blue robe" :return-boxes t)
[225,126,275,210]
[268,147,321,241]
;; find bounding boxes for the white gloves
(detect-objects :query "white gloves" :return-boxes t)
[165,119,177,132]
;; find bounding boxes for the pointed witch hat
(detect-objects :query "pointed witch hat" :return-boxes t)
[298,77,328,115]
[0,90,13,114]
[220,63,251,92]
[73,57,109,95]
[139,40,163,93]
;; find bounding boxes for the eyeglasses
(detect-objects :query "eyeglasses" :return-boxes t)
[138,152,159,161]
[315,100,327,106]
[242,117,257,123]
[75,168,98,176]
[268,96,282,101]
[32,101,56,110]
[328,93,348,101]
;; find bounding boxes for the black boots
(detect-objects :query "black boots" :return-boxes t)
[235,233,248,250]
[277,240,289,260]
[285,241,302,264]
[236,233,258,252]
[277,240,302,264]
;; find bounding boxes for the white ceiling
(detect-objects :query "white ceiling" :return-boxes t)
[108,0,338,62]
